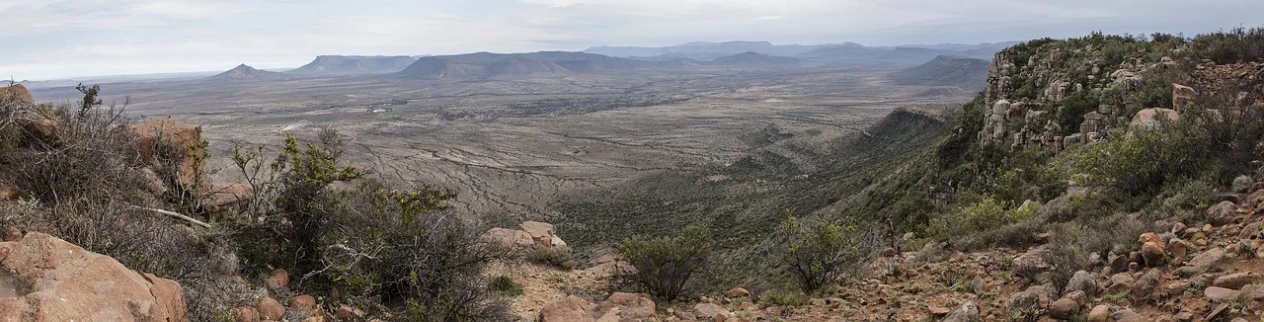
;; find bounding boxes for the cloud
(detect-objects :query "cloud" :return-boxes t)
[753,16,784,21]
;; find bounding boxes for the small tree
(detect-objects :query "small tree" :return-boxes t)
[615,225,712,301]
[774,216,858,292]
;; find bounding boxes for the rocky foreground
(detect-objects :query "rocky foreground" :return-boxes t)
[496,184,1264,322]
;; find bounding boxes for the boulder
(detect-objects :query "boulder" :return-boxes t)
[1087,305,1110,322]
[1111,308,1144,322]
[1172,83,1197,110]
[1205,286,1241,302]
[693,303,730,321]
[540,296,596,322]
[257,297,285,321]
[1107,273,1135,295]
[291,294,318,313]
[1138,232,1166,267]
[1164,280,1190,297]
[1006,284,1054,312]
[1206,201,1237,226]
[1169,238,1189,263]
[1132,269,1165,299]
[1213,272,1259,290]
[725,288,750,298]
[1048,298,1080,320]
[940,301,979,322]
[1187,247,1227,270]
[132,120,206,191]
[594,292,655,322]
[267,268,289,291]
[233,307,260,322]
[0,232,188,322]
[23,119,57,141]
[206,182,253,212]
[1240,284,1264,301]
[1130,108,1180,129]
[1010,246,1053,277]
[1064,270,1099,297]
[483,228,534,249]
[520,221,556,246]
[1233,175,1254,194]
[0,84,34,106]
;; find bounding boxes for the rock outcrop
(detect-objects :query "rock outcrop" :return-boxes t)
[132,119,206,191]
[0,232,188,322]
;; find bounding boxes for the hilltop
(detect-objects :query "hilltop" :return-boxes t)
[207,64,290,81]
[889,55,989,88]
[397,51,679,79]
[290,55,417,75]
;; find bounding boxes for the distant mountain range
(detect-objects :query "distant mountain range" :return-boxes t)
[208,64,290,81]
[888,55,989,88]
[395,51,801,79]
[584,40,1016,63]
[290,55,417,75]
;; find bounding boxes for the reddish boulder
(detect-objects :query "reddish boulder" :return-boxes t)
[0,185,17,200]
[132,120,206,191]
[540,296,596,322]
[257,296,285,321]
[0,232,188,322]
[291,294,318,313]
[266,268,289,291]
[483,228,535,249]
[520,221,556,246]
[1138,232,1166,267]
[0,84,34,106]
[595,292,655,322]
[206,182,253,212]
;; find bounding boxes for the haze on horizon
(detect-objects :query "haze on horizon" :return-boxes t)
[1,0,1260,80]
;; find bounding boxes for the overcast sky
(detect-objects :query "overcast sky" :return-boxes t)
[1,0,1261,80]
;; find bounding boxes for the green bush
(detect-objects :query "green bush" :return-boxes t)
[489,275,524,296]
[760,289,808,307]
[772,216,858,292]
[615,225,713,301]
[229,132,510,321]
[926,197,1035,241]
[1074,125,1209,195]
[527,247,576,270]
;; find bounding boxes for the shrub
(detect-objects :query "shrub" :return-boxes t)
[772,216,858,292]
[760,289,808,308]
[615,225,713,301]
[527,247,576,270]
[229,133,510,321]
[1075,124,1209,195]
[489,275,524,296]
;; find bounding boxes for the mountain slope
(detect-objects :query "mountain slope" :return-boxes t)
[705,52,800,65]
[289,55,417,75]
[396,51,663,79]
[207,64,290,81]
[889,55,989,88]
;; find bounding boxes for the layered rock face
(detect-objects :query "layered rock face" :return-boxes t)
[0,232,188,322]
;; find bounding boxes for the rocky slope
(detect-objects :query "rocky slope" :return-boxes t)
[889,55,989,89]
[208,64,291,81]
[290,55,417,75]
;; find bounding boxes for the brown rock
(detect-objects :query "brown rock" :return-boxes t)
[1169,238,1188,262]
[483,227,535,249]
[1107,273,1135,295]
[1086,305,1110,322]
[520,221,556,246]
[725,287,750,298]
[881,247,898,257]
[1206,201,1237,226]
[267,268,289,291]
[1048,298,1080,320]
[335,305,357,320]
[540,296,596,322]
[1111,308,1143,322]
[940,301,979,322]
[0,232,189,322]
[693,303,730,322]
[1213,272,1260,290]
[132,120,206,191]
[0,84,34,105]
[257,296,286,321]
[1132,269,1166,299]
[206,182,253,212]
[1131,108,1181,129]
[1172,83,1197,110]
[291,294,318,313]
[23,119,57,141]
[1204,286,1241,302]
[595,292,654,322]
[233,307,260,322]
[1188,248,1227,270]
[1240,284,1264,300]
[1164,280,1190,297]
[1139,232,1166,267]
[0,185,16,200]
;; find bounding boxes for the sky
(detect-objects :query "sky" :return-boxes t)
[1,0,1261,80]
